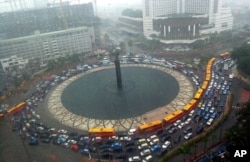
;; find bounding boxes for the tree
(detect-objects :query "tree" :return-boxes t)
[231,44,250,76]
[210,133,217,146]
[191,142,198,158]
[179,144,190,162]
[224,101,250,149]
[203,136,209,153]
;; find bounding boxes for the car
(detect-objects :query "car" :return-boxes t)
[146,135,157,142]
[40,138,51,143]
[57,129,67,134]
[209,107,215,113]
[156,148,168,157]
[184,133,193,140]
[70,144,79,151]
[142,155,153,162]
[128,156,141,162]
[150,144,161,152]
[162,141,171,149]
[128,128,137,135]
[115,153,127,160]
[173,134,181,144]
[91,136,103,144]
[126,146,136,152]
[56,137,67,144]
[196,127,204,134]
[67,139,77,145]
[188,110,195,117]
[207,118,214,126]
[140,148,151,156]
[204,113,211,120]
[111,142,122,149]
[183,126,192,134]
[81,148,90,155]
[149,138,159,146]
[173,120,181,126]
[160,135,171,143]
[61,142,70,148]
[120,136,131,142]
[211,112,218,119]
[184,118,192,125]
[178,122,186,129]
[168,127,177,134]
[99,144,110,150]
[138,138,147,144]
[102,153,113,159]
[29,136,38,145]
[126,141,135,147]
[195,116,202,123]
[138,143,149,150]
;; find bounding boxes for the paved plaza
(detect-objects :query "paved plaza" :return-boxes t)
[46,64,195,132]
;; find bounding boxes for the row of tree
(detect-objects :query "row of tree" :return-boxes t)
[231,44,250,76]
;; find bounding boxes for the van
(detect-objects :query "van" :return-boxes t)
[183,126,192,134]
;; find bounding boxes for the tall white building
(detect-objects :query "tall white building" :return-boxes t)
[142,0,233,43]
[0,27,93,68]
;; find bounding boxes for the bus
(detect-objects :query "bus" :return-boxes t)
[220,52,230,58]
[163,109,184,125]
[194,89,204,100]
[138,120,162,134]
[201,81,209,90]
[0,113,4,121]
[88,128,115,138]
[7,102,26,117]
[183,99,199,112]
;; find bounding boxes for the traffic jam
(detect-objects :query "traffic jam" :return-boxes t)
[1,52,234,161]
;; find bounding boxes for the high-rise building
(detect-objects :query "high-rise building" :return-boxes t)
[142,0,233,43]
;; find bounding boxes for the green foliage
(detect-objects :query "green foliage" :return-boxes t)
[122,9,142,18]
[231,44,250,76]
[191,40,204,49]
[225,101,250,147]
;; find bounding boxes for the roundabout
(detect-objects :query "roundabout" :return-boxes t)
[46,64,195,132]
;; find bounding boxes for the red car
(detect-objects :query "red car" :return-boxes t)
[70,144,79,151]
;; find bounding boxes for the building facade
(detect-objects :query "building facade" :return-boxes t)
[118,16,143,35]
[0,27,92,65]
[142,0,233,43]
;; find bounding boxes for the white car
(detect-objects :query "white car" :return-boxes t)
[184,118,192,125]
[209,107,215,113]
[128,128,137,135]
[207,118,214,126]
[120,136,131,141]
[146,135,157,142]
[58,129,67,134]
[128,156,141,162]
[184,133,193,140]
[178,122,186,129]
[142,155,153,162]
[162,140,171,149]
[173,120,181,126]
[140,148,151,156]
[149,138,159,146]
[138,143,149,150]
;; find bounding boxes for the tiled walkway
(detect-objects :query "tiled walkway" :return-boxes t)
[46,64,194,132]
